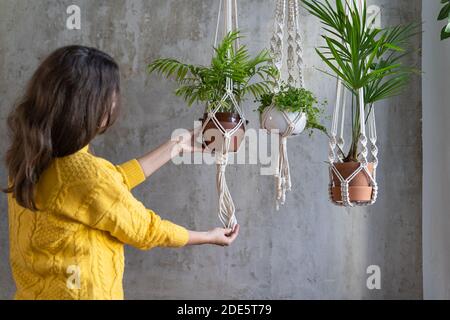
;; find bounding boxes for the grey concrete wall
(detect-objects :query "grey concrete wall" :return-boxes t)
[0,0,422,299]
[422,0,450,300]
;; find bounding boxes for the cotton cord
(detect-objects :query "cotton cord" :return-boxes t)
[328,85,378,207]
[266,0,305,209]
[204,0,244,227]
[327,0,378,207]
[261,105,304,209]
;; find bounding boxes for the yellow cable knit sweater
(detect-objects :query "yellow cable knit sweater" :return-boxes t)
[7,145,189,300]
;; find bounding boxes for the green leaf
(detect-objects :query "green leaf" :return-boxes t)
[147,30,275,111]
[442,26,450,40]
[302,0,418,158]
[438,3,450,21]
[256,83,326,135]
[383,43,405,52]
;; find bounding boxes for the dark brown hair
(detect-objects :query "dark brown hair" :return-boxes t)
[3,45,121,210]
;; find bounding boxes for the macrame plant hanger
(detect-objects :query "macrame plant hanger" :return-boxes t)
[201,0,245,228]
[263,0,306,209]
[328,0,378,207]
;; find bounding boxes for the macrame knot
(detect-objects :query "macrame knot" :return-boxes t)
[359,133,368,144]
[287,122,295,132]
[216,152,228,167]
[266,0,312,209]
[330,135,337,145]
[205,0,243,228]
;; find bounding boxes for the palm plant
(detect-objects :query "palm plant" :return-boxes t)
[148,31,278,112]
[302,0,418,161]
[439,0,450,40]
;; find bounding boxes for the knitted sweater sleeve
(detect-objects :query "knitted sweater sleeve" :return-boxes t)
[115,159,146,190]
[58,162,189,249]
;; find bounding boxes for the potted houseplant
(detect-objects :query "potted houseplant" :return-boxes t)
[302,0,418,203]
[148,31,278,152]
[439,0,450,40]
[257,84,327,136]
[257,83,326,208]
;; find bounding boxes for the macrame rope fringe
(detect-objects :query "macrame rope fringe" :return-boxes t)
[261,105,304,209]
[328,0,378,207]
[266,0,305,209]
[328,87,378,207]
[204,0,243,227]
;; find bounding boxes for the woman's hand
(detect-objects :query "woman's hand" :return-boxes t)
[207,225,240,246]
[173,127,204,154]
[187,224,240,246]
[137,127,205,178]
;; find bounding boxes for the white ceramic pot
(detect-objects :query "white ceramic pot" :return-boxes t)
[261,107,307,136]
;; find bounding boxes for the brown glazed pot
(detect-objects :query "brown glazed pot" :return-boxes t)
[201,112,246,153]
[331,162,374,203]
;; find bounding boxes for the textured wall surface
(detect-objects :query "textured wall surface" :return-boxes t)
[0,0,422,299]
[422,0,450,300]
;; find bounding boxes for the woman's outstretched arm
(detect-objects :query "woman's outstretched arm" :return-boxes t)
[137,129,203,178]
[187,225,240,246]
[59,158,240,249]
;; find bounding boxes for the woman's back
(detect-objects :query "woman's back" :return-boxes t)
[4,45,238,300]
[8,146,185,299]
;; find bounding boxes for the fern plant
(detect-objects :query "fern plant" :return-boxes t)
[439,0,450,40]
[148,31,278,112]
[257,84,327,135]
[302,0,418,161]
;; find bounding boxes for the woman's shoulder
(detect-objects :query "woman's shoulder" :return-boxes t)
[34,152,102,209]
[53,151,115,184]
[35,150,127,210]
[35,151,125,211]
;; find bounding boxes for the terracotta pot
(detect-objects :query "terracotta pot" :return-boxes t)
[331,162,374,203]
[261,108,307,136]
[201,112,247,153]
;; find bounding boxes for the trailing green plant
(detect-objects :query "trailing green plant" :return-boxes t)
[302,0,419,161]
[257,84,327,135]
[439,0,450,40]
[147,31,278,112]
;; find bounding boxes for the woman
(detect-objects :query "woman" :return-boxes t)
[3,45,239,300]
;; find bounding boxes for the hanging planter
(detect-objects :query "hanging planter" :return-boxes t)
[258,85,326,208]
[147,0,277,226]
[259,0,326,209]
[201,112,247,153]
[261,108,306,136]
[147,32,275,157]
[302,0,419,206]
[259,85,325,137]
[331,161,375,203]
